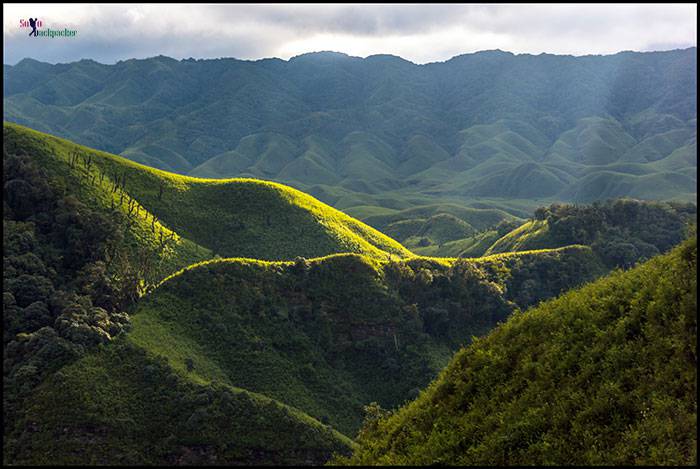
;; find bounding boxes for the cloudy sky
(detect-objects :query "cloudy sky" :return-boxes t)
[3,3,697,65]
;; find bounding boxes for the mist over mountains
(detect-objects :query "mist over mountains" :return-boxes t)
[4,48,697,213]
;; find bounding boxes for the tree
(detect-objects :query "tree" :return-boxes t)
[185,357,195,372]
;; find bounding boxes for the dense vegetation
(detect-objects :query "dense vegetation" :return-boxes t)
[1,123,410,464]
[128,245,604,435]
[486,199,696,268]
[4,49,696,225]
[5,341,354,465]
[3,124,213,463]
[3,149,134,442]
[4,243,605,464]
[2,124,612,465]
[2,124,216,441]
[336,237,697,466]
[3,124,695,465]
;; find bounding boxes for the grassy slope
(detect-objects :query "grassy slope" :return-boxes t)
[484,200,696,259]
[6,243,603,464]
[126,245,605,436]
[4,122,411,263]
[7,122,681,464]
[4,124,653,466]
[3,122,211,287]
[336,238,697,466]
[412,230,503,258]
[2,123,419,465]
[364,203,520,234]
[485,219,551,255]
[359,203,523,254]
[6,341,353,465]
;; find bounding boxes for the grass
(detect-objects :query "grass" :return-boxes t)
[125,244,606,438]
[4,122,412,263]
[3,123,662,466]
[485,219,551,255]
[336,238,697,465]
[411,230,503,257]
[364,203,520,234]
[6,341,354,465]
[3,122,212,288]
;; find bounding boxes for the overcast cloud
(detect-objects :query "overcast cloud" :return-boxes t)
[3,3,697,65]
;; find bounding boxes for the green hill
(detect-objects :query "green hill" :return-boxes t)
[4,124,616,465]
[364,203,521,250]
[3,243,606,459]
[485,199,696,269]
[336,237,697,466]
[385,213,477,250]
[126,245,605,436]
[375,201,673,261]
[3,122,411,262]
[3,47,697,466]
[2,123,410,465]
[411,229,504,258]
[4,340,353,465]
[486,219,552,254]
[409,219,524,258]
[5,49,696,220]
[4,239,606,464]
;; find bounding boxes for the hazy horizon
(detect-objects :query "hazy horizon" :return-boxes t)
[4,44,697,67]
[3,4,697,65]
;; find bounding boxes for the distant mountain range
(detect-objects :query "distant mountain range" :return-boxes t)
[3,48,697,216]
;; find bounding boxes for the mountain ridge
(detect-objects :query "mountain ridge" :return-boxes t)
[5,46,695,67]
[5,47,696,219]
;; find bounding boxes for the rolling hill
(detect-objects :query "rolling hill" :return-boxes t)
[5,341,355,465]
[484,199,696,269]
[336,237,697,465]
[2,123,410,465]
[127,245,605,435]
[3,122,411,264]
[4,244,607,465]
[3,44,698,467]
[4,48,696,225]
[362,203,523,253]
[4,124,615,465]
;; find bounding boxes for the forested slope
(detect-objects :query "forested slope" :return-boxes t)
[336,238,697,465]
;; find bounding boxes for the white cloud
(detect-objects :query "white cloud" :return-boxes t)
[2,3,697,64]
